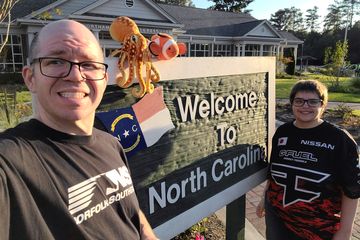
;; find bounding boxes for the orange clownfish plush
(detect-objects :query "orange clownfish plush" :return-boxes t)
[148,33,187,60]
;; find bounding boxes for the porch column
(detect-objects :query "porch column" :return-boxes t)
[236,43,241,56]
[293,46,298,71]
[26,32,36,64]
[260,44,263,56]
[241,43,245,56]
[92,29,100,39]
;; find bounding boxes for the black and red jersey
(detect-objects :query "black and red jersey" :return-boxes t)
[267,121,360,239]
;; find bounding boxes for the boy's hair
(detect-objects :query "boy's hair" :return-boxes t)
[289,80,328,106]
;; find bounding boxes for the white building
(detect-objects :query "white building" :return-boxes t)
[0,0,302,73]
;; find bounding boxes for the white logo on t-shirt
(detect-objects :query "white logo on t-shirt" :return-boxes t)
[67,166,134,224]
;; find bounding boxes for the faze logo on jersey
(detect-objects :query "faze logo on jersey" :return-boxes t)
[271,163,330,207]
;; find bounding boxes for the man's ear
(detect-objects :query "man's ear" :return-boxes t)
[22,66,36,93]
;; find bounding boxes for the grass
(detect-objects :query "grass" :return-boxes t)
[276,78,360,103]
[353,110,360,117]
[17,90,32,103]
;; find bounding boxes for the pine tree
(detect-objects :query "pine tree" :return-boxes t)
[154,0,194,7]
[209,0,254,13]
[305,6,320,32]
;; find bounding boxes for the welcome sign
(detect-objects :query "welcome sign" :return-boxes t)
[98,57,276,239]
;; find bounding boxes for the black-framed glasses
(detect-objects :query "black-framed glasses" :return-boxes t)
[292,98,323,107]
[31,57,108,81]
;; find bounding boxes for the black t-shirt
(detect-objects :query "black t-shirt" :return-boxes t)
[0,119,141,240]
[267,121,360,239]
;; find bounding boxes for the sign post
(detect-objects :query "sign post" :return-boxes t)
[226,196,246,240]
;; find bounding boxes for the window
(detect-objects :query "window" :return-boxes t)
[189,43,211,57]
[104,48,120,57]
[0,34,23,72]
[99,31,112,40]
[125,0,134,8]
[261,45,276,56]
[245,44,260,56]
[214,44,233,57]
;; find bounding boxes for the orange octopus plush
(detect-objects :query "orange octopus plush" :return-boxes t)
[109,16,160,98]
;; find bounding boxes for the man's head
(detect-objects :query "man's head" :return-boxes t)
[22,20,108,135]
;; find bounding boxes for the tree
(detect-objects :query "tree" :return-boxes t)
[269,7,304,32]
[269,9,288,30]
[0,0,19,54]
[324,40,348,81]
[347,20,360,63]
[288,7,305,32]
[155,0,194,7]
[208,0,254,13]
[324,3,346,32]
[339,0,360,28]
[305,6,320,32]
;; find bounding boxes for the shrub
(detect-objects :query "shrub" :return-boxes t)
[350,77,360,90]
[0,73,24,85]
[333,103,353,118]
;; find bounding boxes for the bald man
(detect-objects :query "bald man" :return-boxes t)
[0,20,158,239]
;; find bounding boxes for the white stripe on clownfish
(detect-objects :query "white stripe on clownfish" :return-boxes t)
[162,39,177,60]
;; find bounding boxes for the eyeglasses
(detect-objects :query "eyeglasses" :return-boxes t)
[292,98,323,107]
[31,57,108,81]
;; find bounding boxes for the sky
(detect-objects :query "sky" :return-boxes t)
[192,0,335,22]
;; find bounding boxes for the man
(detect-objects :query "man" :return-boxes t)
[0,19,158,239]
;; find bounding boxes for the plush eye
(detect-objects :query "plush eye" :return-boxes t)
[131,35,138,42]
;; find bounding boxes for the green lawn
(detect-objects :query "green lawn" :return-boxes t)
[276,78,360,103]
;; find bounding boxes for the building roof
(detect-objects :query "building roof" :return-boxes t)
[11,0,58,20]
[158,3,257,36]
[277,30,303,43]
[158,4,301,42]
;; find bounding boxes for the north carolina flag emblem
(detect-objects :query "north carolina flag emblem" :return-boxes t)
[278,137,288,146]
[96,87,174,158]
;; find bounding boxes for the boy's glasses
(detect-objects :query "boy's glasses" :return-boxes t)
[292,98,323,107]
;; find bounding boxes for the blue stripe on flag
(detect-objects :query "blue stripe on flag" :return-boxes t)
[96,108,147,158]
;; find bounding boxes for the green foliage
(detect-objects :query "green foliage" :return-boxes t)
[270,7,304,31]
[208,0,254,13]
[353,109,360,117]
[305,6,320,32]
[351,77,360,89]
[154,0,194,6]
[332,40,348,69]
[324,47,332,65]
[35,7,62,20]
[334,103,353,118]
[324,3,345,32]
[0,85,32,130]
[0,102,32,129]
[173,218,208,239]
[0,73,24,85]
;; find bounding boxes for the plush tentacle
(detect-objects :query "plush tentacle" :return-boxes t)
[131,62,146,98]
[122,55,135,88]
[116,52,128,87]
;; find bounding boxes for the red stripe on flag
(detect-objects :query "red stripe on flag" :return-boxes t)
[132,87,166,123]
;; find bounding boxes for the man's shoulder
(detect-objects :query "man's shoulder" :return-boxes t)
[0,120,37,153]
